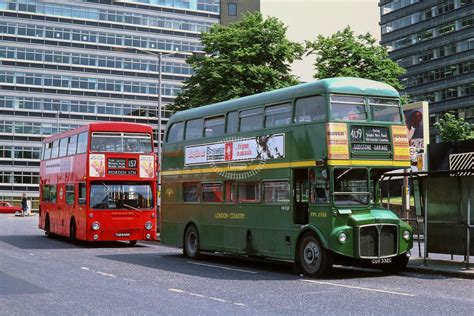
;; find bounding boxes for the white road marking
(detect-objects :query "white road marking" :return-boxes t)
[29,253,34,256]
[301,279,416,297]
[168,288,246,307]
[187,261,257,274]
[97,271,117,278]
[81,266,134,282]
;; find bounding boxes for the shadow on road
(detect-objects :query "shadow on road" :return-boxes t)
[0,234,146,250]
[0,234,77,249]
[97,252,293,280]
[97,251,409,281]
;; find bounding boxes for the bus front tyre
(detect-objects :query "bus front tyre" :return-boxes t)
[381,253,409,274]
[183,225,200,259]
[298,232,332,278]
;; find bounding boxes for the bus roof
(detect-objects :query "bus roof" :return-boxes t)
[168,77,399,124]
[42,122,153,143]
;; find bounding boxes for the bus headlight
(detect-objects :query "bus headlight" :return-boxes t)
[145,221,153,230]
[91,222,100,231]
[337,232,348,244]
[403,230,410,241]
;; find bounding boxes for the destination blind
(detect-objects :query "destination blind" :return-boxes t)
[350,126,391,153]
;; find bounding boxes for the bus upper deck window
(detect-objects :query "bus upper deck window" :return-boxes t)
[239,108,263,132]
[204,116,225,138]
[51,140,59,159]
[77,132,88,154]
[265,103,291,128]
[44,142,52,160]
[227,112,238,134]
[294,95,326,123]
[123,134,152,153]
[331,95,366,121]
[368,98,401,122]
[67,134,78,156]
[167,122,184,143]
[185,119,203,140]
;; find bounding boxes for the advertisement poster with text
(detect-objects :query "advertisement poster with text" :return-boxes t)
[185,134,285,166]
[139,155,155,178]
[89,154,105,177]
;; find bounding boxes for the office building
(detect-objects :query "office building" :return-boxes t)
[0,0,225,208]
[379,0,473,142]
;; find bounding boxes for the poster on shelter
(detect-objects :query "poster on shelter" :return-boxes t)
[403,102,429,171]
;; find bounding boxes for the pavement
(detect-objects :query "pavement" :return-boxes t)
[406,239,473,279]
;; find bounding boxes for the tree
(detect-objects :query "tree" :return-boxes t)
[170,12,305,112]
[306,26,406,91]
[434,112,472,142]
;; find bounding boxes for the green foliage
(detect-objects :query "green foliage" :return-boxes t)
[306,26,406,90]
[170,12,304,112]
[434,112,472,142]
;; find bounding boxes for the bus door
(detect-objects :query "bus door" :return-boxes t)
[57,183,66,235]
[293,169,309,225]
[308,168,331,233]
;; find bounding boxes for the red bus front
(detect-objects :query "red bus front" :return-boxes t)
[39,123,157,243]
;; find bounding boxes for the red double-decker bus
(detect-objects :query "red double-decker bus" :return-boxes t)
[39,122,157,244]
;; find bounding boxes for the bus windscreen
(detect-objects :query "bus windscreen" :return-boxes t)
[90,182,154,210]
[91,133,152,153]
[333,168,369,206]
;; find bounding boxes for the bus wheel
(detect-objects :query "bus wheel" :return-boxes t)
[183,225,200,259]
[298,232,332,278]
[70,219,77,244]
[381,253,409,274]
[129,240,137,245]
[45,215,52,238]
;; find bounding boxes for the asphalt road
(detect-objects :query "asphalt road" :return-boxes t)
[1,214,473,315]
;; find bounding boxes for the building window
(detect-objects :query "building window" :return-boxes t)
[228,3,237,16]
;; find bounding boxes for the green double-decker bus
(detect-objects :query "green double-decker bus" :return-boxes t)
[161,77,413,277]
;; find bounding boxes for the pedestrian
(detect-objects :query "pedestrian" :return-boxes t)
[21,193,28,217]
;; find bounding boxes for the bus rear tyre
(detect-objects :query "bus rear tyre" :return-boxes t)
[183,225,200,259]
[45,215,52,238]
[381,253,409,274]
[129,240,137,245]
[70,219,77,244]
[298,232,332,278]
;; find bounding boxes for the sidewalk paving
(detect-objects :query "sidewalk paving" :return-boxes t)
[406,240,473,279]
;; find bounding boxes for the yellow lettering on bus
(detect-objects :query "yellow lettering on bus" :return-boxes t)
[215,212,229,219]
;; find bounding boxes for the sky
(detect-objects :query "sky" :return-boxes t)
[261,0,381,82]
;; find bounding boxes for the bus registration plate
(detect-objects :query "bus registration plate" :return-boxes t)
[115,232,130,237]
[371,258,392,264]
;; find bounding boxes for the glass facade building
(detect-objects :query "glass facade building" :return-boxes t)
[0,0,221,208]
[379,0,473,142]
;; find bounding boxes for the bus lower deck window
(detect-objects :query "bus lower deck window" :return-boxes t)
[238,182,260,203]
[183,183,200,202]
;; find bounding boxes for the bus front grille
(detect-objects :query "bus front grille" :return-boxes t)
[359,225,398,258]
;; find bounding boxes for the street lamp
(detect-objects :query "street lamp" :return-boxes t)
[129,47,204,214]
